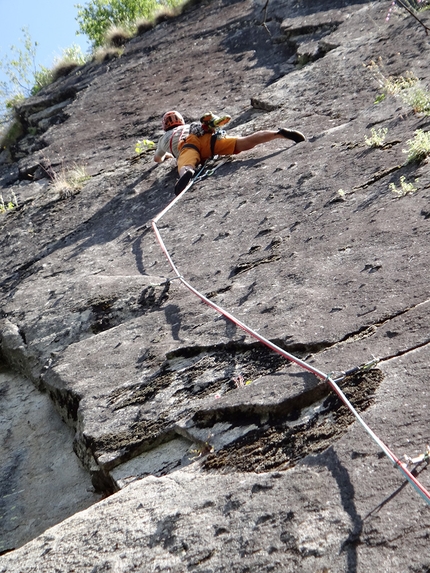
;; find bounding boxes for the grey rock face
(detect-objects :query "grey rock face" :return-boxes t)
[0,364,99,554]
[0,0,429,569]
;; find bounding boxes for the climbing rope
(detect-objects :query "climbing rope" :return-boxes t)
[151,162,430,506]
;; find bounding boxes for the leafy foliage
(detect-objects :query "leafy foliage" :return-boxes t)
[0,28,38,129]
[61,44,88,66]
[32,66,55,95]
[76,0,183,48]
[0,30,88,140]
[135,139,155,154]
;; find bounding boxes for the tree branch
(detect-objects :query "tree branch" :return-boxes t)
[261,0,271,36]
[396,0,430,35]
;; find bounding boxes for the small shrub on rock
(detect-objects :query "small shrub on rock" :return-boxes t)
[389,175,417,196]
[32,66,54,95]
[369,60,430,115]
[365,127,388,148]
[0,191,18,213]
[152,6,180,24]
[368,60,418,98]
[400,85,430,114]
[404,129,430,162]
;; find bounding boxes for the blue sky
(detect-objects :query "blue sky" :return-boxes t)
[0,0,91,87]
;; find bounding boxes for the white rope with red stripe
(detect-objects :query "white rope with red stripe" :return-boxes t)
[151,174,430,506]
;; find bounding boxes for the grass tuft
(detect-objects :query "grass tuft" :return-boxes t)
[135,18,155,35]
[31,44,88,93]
[92,46,124,63]
[104,25,133,47]
[49,164,91,199]
[51,62,80,82]
[152,6,181,24]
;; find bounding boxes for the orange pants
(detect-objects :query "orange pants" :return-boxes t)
[177,133,237,172]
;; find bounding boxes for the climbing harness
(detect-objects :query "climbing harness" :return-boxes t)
[184,112,232,159]
[151,161,430,507]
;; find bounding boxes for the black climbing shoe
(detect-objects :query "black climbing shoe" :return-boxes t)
[278,128,306,143]
[174,169,195,196]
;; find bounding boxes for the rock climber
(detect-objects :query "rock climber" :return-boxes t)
[153,110,306,195]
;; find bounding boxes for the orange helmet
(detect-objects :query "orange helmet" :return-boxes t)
[162,110,185,131]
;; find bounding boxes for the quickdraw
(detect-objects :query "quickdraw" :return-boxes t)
[194,157,230,183]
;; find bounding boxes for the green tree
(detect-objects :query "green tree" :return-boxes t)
[0,27,59,133]
[0,29,88,139]
[0,27,38,126]
[75,0,182,48]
